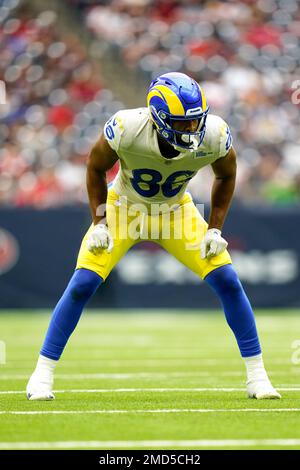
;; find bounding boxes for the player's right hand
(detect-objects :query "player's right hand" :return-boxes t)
[87,223,114,255]
[200,228,228,259]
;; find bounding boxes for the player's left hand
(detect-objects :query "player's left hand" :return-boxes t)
[200,228,228,259]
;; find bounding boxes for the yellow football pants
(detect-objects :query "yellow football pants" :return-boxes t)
[76,188,232,280]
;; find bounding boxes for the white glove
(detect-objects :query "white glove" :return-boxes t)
[87,223,113,255]
[200,228,228,259]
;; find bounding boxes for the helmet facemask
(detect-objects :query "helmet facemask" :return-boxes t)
[150,106,210,153]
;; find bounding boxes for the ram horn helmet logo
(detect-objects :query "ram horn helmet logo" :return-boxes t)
[0,229,19,275]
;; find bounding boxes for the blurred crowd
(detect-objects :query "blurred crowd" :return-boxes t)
[1,0,300,207]
[0,0,121,207]
[85,0,300,205]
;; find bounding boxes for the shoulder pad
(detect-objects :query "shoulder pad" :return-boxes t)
[103,108,148,152]
[103,110,126,152]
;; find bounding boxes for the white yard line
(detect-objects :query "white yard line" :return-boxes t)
[5,358,294,366]
[0,372,243,379]
[0,439,300,449]
[0,387,300,395]
[0,408,299,415]
[0,370,293,380]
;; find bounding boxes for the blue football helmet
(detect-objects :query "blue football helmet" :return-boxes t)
[147,72,209,152]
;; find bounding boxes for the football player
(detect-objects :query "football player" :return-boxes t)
[27,72,280,400]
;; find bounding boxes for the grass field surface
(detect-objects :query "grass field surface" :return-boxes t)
[0,310,300,450]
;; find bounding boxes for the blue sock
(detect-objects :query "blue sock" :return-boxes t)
[205,264,261,358]
[40,268,102,360]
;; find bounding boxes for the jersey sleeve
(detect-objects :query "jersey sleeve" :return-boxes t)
[103,111,126,152]
[218,118,233,158]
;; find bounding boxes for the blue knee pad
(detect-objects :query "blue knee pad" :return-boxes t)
[69,270,101,301]
[40,268,102,360]
[205,264,261,357]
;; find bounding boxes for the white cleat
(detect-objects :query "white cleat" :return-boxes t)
[26,372,55,401]
[247,379,281,400]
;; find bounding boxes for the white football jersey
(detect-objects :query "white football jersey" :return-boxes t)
[103,107,232,208]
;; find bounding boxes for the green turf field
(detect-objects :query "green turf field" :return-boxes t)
[0,310,300,450]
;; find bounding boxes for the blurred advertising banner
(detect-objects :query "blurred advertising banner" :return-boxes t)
[0,205,299,309]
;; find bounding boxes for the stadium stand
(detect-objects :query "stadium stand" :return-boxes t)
[0,0,122,207]
[84,0,300,205]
